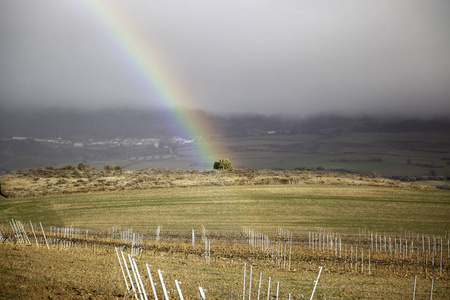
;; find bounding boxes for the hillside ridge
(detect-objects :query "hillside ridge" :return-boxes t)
[0,166,431,198]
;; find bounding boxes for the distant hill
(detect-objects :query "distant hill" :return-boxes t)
[1,107,449,140]
[0,139,67,173]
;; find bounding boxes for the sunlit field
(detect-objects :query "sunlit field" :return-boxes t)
[1,185,449,235]
[1,184,449,299]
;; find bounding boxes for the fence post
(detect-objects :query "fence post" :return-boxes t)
[208,240,211,265]
[29,221,39,248]
[242,263,246,300]
[199,287,206,300]
[128,255,143,299]
[248,265,253,300]
[158,270,169,300]
[39,222,49,249]
[310,267,323,300]
[276,282,279,300]
[121,252,138,299]
[146,264,158,300]
[440,238,443,278]
[132,258,148,300]
[430,278,434,300]
[257,272,262,300]
[18,221,31,245]
[11,220,23,243]
[175,280,184,300]
[131,233,135,257]
[115,248,129,291]
[361,248,364,273]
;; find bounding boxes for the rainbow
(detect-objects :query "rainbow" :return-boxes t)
[76,0,224,168]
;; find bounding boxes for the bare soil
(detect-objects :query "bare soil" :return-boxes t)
[1,230,448,299]
[0,242,122,299]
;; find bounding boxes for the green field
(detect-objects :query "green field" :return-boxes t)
[2,185,449,236]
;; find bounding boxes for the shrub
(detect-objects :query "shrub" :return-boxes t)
[213,158,233,170]
[437,184,450,190]
[61,165,75,171]
[104,164,122,171]
[77,163,92,171]
[104,164,114,171]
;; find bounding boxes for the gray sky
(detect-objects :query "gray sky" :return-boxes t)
[1,0,449,117]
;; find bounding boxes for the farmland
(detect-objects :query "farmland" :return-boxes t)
[0,183,448,234]
[1,175,449,299]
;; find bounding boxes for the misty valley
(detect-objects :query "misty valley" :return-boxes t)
[1,108,449,188]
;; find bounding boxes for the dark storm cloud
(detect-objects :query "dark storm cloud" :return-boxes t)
[1,0,449,117]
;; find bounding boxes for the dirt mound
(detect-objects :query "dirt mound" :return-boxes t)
[0,167,429,198]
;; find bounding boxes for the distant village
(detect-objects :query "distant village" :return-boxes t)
[11,136,195,162]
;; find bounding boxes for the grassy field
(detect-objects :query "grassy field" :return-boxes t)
[1,184,449,235]
[1,184,449,299]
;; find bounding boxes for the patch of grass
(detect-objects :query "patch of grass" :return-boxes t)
[0,291,27,297]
